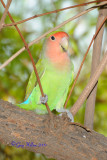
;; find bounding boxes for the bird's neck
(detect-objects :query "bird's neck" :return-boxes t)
[44,50,71,72]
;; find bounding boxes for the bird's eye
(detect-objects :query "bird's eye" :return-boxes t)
[51,36,55,41]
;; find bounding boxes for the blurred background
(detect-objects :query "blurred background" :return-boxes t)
[0,0,107,159]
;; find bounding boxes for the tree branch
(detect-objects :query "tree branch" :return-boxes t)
[64,14,107,109]
[0,0,12,31]
[3,0,107,27]
[84,7,107,129]
[0,99,107,160]
[0,1,107,70]
[70,50,107,116]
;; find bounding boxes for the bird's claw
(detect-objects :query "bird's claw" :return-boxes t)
[57,108,74,122]
[40,94,48,104]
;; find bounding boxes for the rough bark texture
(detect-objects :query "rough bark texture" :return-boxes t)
[0,100,107,160]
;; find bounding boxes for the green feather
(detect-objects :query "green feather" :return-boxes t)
[25,59,44,100]
[17,58,74,114]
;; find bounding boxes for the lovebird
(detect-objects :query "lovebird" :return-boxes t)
[17,31,74,119]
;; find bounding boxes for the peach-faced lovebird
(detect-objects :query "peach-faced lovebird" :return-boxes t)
[17,31,74,121]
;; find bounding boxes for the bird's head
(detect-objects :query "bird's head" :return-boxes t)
[45,31,71,70]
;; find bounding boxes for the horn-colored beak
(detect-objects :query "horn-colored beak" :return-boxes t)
[60,37,69,52]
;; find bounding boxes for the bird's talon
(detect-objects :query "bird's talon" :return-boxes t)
[57,108,74,122]
[40,94,48,104]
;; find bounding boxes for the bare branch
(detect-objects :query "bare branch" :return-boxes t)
[70,50,107,116]
[0,0,12,31]
[0,2,107,70]
[0,99,107,160]
[64,15,107,109]
[84,7,107,129]
[3,0,107,27]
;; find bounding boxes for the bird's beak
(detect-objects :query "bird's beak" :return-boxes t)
[60,37,69,52]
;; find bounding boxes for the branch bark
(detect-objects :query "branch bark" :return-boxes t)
[84,7,107,129]
[0,0,12,31]
[70,50,107,116]
[0,99,107,160]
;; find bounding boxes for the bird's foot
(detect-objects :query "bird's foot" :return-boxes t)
[57,109,91,132]
[40,94,48,104]
[57,108,74,122]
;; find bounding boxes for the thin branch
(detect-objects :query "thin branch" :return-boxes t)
[3,0,107,27]
[64,15,107,109]
[84,7,107,129]
[1,2,107,70]
[1,0,52,118]
[70,50,107,116]
[0,0,12,31]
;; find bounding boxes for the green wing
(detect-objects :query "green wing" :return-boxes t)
[70,60,74,83]
[25,59,45,100]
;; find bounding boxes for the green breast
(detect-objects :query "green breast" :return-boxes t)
[20,58,74,114]
[31,64,72,113]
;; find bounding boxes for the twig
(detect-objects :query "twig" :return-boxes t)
[64,16,107,109]
[3,0,107,27]
[84,8,107,129]
[70,50,107,116]
[0,0,12,31]
[1,2,107,70]
[1,0,52,119]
